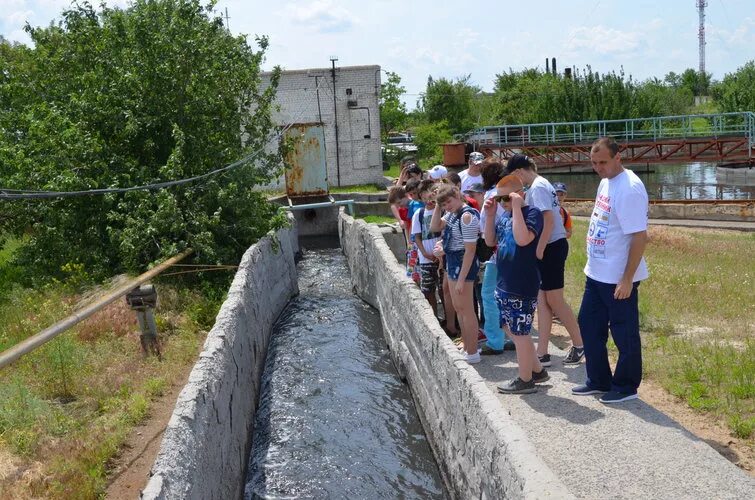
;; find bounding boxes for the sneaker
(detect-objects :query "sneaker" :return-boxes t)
[497,377,537,394]
[532,369,550,384]
[563,346,585,365]
[503,341,516,351]
[571,384,608,396]
[480,344,504,355]
[538,354,552,367]
[477,328,488,346]
[464,350,481,364]
[599,391,639,404]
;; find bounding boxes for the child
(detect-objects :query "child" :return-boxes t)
[553,182,572,239]
[431,184,480,363]
[388,185,410,243]
[482,175,548,393]
[411,180,442,317]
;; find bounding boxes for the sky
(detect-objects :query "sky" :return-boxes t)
[1,0,753,109]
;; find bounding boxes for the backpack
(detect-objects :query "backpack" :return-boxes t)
[443,206,494,262]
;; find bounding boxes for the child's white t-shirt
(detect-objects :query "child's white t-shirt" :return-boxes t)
[584,169,650,284]
[459,169,483,193]
[411,207,441,264]
[525,176,567,244]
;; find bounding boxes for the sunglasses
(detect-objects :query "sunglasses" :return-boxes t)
[494,194,512,203]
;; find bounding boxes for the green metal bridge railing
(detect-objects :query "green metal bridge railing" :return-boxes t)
[460,112,755,157]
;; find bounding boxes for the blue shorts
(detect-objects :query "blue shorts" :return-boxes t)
[445,250,479,282]
[495,290,537,336]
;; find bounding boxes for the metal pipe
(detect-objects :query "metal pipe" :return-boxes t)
[330,57,341,187]
[283,199,355,210]
[0,248,193,370]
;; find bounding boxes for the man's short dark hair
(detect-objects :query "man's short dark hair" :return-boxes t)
[445,172,461,187]
[592,137,621,157]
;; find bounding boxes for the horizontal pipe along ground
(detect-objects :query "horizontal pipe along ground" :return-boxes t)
[0,248,193,370]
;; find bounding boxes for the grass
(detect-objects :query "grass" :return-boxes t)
[329,183,387,194]
[564,219,754,439]
[0,238,223,498]
[357,215,397,225]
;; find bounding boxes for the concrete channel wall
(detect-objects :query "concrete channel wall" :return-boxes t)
[339,212,571,499]
[141,220,300,500]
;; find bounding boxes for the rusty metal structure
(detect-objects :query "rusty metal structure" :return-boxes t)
[284,122,329,198]
[458,112,755,169]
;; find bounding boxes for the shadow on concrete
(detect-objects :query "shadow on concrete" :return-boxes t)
[519,387,605,425]
[610,398,694,431]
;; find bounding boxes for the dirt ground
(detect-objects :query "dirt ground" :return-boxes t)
[105,364,193,499]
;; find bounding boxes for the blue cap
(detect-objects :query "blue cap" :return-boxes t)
[553,182,567,193]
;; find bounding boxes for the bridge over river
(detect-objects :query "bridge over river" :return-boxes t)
[460,112,755,169]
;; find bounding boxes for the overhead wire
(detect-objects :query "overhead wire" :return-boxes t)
[0,105,311,200]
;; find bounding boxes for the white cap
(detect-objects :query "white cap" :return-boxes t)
[428,165,448,180]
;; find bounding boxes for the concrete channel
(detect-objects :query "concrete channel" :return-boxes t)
[142,206,755,499]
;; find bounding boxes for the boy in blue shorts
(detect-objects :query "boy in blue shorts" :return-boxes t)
[483,175,549,393]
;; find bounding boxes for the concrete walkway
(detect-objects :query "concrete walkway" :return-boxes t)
[472,331,755,499]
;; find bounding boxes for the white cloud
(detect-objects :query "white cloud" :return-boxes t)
[566,25,644,55]
[284,0,358,34]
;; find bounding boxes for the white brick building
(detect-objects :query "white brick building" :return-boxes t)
[261,64,384,189]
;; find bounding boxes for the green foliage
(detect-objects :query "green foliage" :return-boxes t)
[412,121,452,165]
[420,75,479,134]
[492,67,693,126]
[711,60,755,113]
[665,69,711,96]
[0,0,285,281]
[379,71,408,137]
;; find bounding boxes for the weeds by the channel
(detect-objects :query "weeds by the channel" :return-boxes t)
[0,237,226,498]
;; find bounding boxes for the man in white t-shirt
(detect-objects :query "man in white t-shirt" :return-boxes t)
[459,152,484,193]
[572,137,649,404]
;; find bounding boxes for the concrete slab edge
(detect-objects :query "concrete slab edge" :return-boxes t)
[339,213,573,500]
[141,216,299,500]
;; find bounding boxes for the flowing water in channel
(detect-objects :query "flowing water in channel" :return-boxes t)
[244,244,446,499]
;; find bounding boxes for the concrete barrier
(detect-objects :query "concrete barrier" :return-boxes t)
[141,219,299,500]
[339,212,571,499]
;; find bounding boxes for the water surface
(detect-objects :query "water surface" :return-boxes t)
[245,247,445,499]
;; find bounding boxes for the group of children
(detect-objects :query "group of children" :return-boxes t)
[388,153,583,394]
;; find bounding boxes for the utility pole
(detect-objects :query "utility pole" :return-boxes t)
[224,7,230,30]
[330,56,341,187]
[697,0,707,77]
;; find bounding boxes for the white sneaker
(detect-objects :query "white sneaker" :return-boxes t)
[464,350,481,364]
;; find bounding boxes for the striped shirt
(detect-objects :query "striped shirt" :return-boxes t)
[442,206,480,252]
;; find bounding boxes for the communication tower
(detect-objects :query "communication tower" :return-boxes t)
[697,0,707,76]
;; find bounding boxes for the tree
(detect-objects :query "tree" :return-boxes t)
[379,70,407,137]
[420,75,479,134]
[680,68,711,96]
[0,0,285,280]
[412,121,452,165]
[711,60,755,113]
